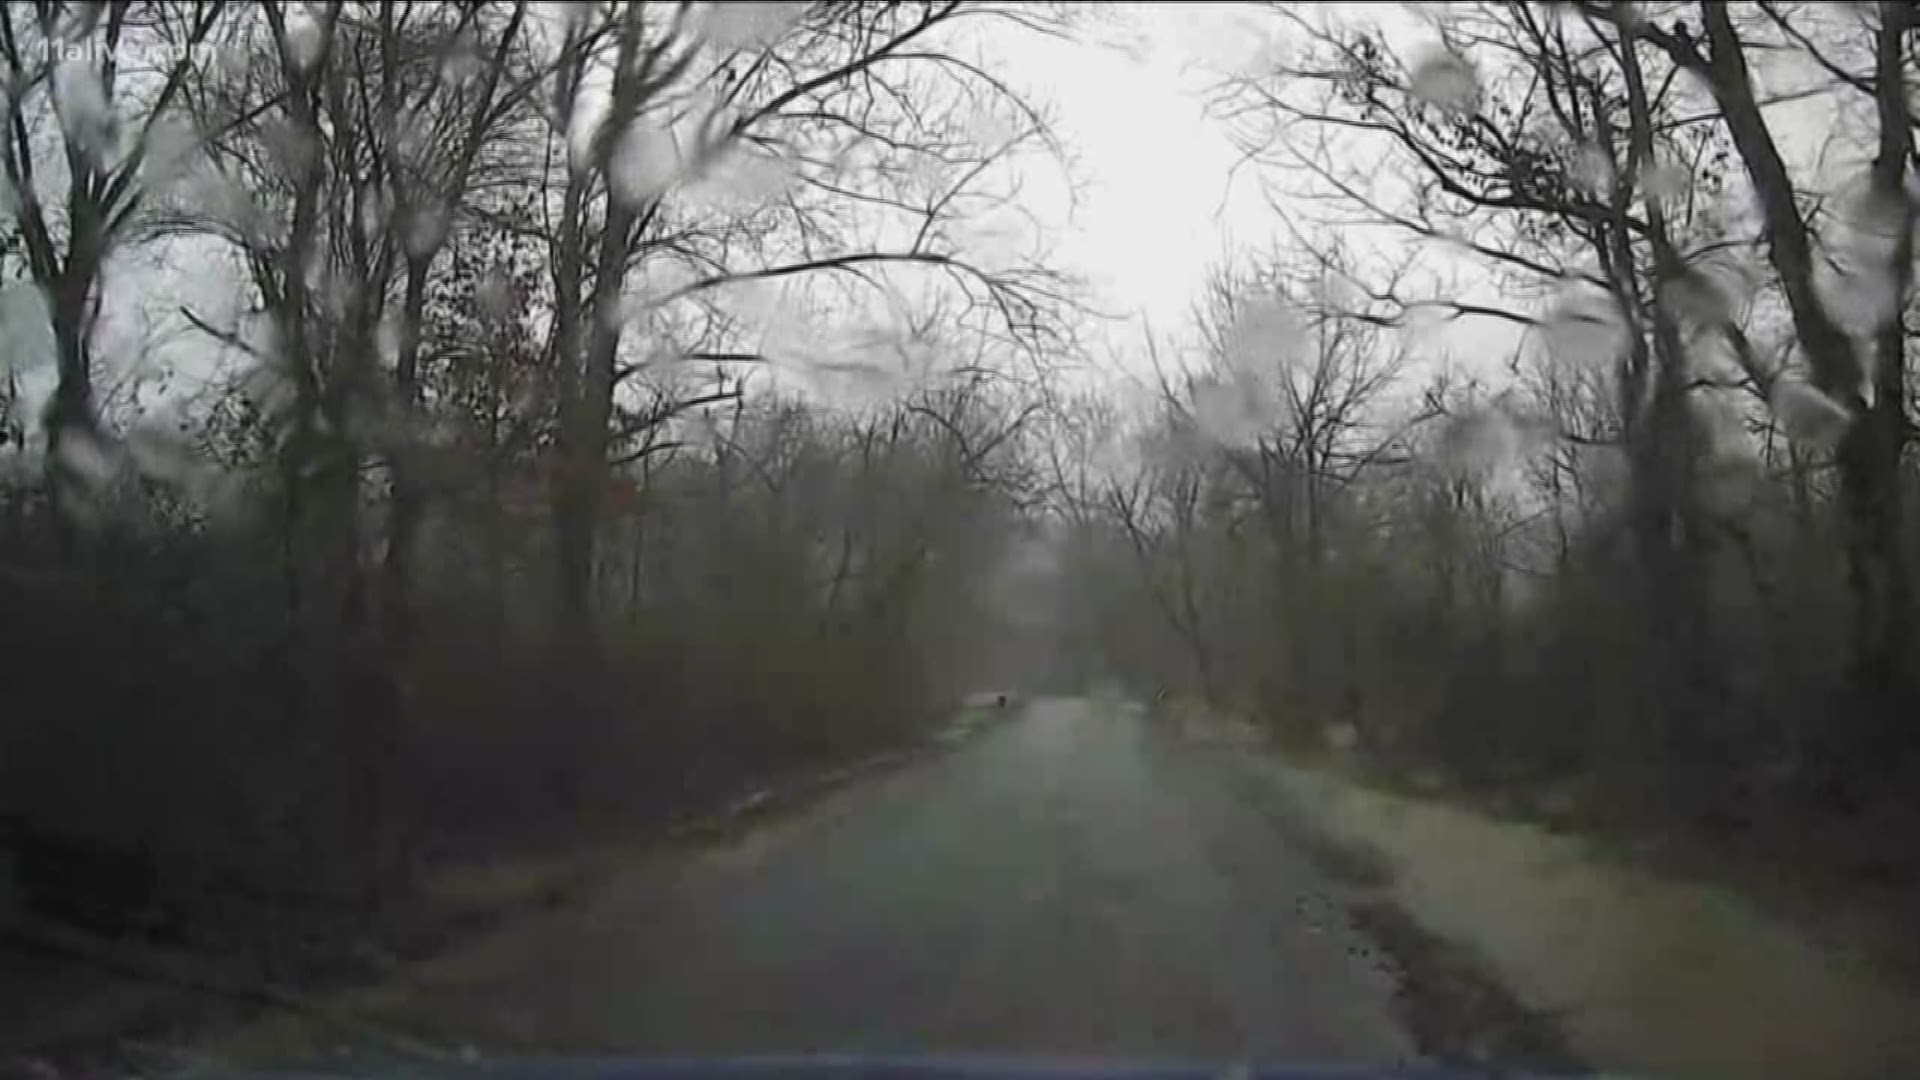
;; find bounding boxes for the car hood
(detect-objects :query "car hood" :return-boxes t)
[218,1053,1592,1080]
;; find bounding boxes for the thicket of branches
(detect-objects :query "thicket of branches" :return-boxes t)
[0,0,1064,944]
[1057,1,1920,883]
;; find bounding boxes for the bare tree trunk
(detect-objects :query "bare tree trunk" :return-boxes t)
[382,260,432,656]
[41,174,103,529]
[1615,12,1719,797]
[1661,4,1914,756]
[41,320,96,537]
[553,6,656,645]
[1838,1,1918,769]
[1,2,219,530]
[381,1,525,661]
[257,0,399,904]
[542,13,593,648]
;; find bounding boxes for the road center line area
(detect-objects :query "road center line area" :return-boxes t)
[216,699,1417,1067]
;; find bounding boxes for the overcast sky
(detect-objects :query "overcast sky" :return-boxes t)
[979,2,1508,390]
[988,6,1263,327]
[996,1,1857,399]
[978,3,1279,378]
[4,3,1449,421]
[69,5,1291,423]
[10,2,1859,438]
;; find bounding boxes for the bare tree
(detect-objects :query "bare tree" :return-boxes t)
[529,1,1072,648]
[378,1,532,653]
[1602,0,1918,738]
[1102,450,1222,704]
[0,1,222,525]
[1218,1,1779,769]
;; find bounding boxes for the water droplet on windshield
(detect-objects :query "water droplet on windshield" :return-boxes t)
[1408,47,1479,115]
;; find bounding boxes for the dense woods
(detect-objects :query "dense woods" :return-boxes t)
[0,0,1063,952]
[5,0,1920,1049]
[1055,1,1920,887]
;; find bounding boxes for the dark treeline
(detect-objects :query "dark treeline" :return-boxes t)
[0,0,1064,955]
[1052,2,1920,888]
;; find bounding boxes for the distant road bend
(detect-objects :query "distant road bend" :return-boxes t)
[349,697,1415,1063]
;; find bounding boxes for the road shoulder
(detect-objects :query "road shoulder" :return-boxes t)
[1160,717,1575,1074]
[1246,753,1920,1080]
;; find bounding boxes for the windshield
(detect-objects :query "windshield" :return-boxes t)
[4,3,1919,1078]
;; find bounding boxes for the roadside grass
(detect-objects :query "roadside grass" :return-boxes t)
[417,851,597,925]
[1264,753,1920,1080]
[1296,748,1920,994]
[1272,820,1395,892]
[1157,700,1920,1076]
[945,705,1001,738]
[1167,713,1577,1073]
[1172,690,1920,998]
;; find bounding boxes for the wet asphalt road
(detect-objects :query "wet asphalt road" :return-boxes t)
[374,697,1414,1065]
